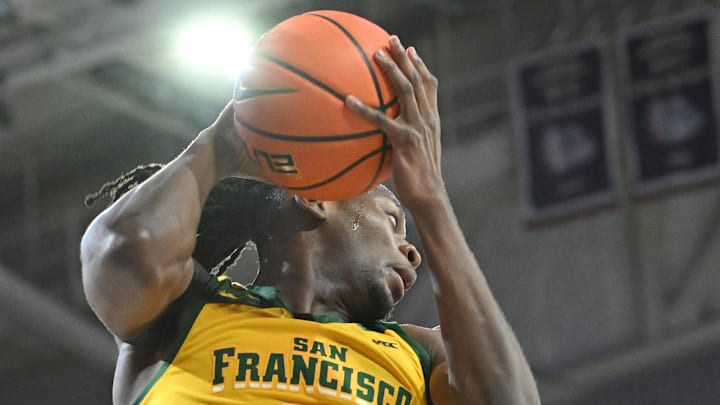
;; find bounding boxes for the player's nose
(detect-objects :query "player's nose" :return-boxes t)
[399,242,422,269]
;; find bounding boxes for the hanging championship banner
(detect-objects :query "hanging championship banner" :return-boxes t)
[621,12,720,194]
[510,41,616,221]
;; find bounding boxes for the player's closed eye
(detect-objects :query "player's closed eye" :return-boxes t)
[387,213,398,228]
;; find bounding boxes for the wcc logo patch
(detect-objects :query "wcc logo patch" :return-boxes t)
[372,339,398,349]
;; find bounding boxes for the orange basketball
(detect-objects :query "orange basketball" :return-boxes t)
[232,10,398,200]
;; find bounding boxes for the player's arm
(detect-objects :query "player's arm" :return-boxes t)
[80,103,260,342]
[347,37,540,405]
[400,325,453,403]
[406,200,539,405]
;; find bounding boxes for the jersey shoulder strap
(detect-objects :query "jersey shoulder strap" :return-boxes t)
[366,319,433,395]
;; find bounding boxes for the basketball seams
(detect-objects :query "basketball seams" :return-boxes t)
[307,12,385,108]
[283,143,391,191]
[256,51,348,104]
[235,114,385,142]
[234,10,396,199]
[380,97,399,112]
[307,12,394,194]
[363,133,391,193]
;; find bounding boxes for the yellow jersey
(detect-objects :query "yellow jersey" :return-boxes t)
[134,275,432,404]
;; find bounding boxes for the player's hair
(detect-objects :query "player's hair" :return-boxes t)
[85,163,288,275]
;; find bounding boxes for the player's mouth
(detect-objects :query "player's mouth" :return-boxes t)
[388,265,417,301]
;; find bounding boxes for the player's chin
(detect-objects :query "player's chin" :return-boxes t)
[361,283,396,322]
[390,284,405,305]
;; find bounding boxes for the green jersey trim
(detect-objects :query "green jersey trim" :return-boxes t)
[209,276,349,323]
[367,320,434,405]
[132,274,434,404]
[131,273,209,405]
[212,277,434,386]
[232,279,434,401]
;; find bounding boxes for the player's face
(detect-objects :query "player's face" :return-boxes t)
[321,186,422,323]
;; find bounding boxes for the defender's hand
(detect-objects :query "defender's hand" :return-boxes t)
[345,36,445,209]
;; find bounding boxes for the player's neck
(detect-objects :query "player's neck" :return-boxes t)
[253,242,352,321]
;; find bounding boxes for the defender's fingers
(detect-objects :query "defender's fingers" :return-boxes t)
[345,95,404,142]
[387,37,430,117]
[407,47,437,117]
[374,46,421,123]
[408,46,439,116]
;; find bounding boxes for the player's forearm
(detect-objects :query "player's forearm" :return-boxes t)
[410,195,540,405]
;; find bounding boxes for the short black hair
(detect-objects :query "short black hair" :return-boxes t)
[85,163,288,274]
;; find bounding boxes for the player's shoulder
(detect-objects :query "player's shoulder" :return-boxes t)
[120,263,212,349]
[400,323,441,339]
[400,324,446,366]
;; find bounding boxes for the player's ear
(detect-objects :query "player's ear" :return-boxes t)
[293,195,328,220]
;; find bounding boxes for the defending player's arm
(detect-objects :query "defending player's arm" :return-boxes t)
[346,36,540,405]
[80,104,261,342]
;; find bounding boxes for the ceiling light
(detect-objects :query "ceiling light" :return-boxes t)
[176,18,253,80]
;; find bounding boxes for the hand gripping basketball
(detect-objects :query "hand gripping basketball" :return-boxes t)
[345,36,443,209]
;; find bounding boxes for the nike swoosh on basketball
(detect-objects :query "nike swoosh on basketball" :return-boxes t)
[234,86,299,102]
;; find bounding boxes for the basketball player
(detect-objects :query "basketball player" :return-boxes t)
[81,35,540,404]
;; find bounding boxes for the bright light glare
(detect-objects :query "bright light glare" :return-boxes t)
[176,19,252,80]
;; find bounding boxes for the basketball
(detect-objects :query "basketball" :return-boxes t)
[232,10,398,200]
